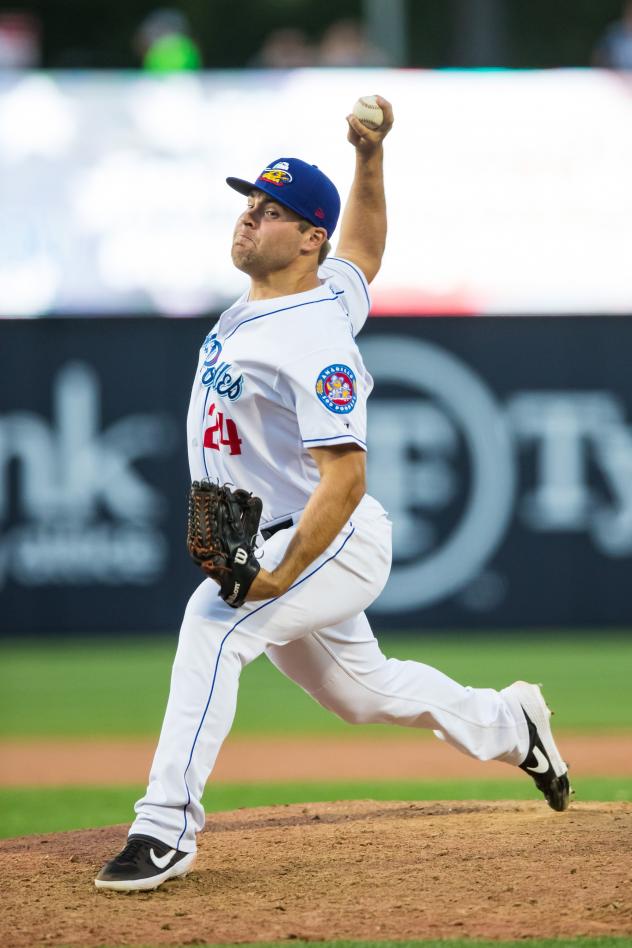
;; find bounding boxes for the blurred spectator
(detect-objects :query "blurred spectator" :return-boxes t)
[250,28,315,68]
[592,0,632,70]
[0,11,41,68]
[318,18,390,67]
[134,8,202,72]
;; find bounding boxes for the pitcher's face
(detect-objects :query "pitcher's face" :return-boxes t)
[231,190,307,277]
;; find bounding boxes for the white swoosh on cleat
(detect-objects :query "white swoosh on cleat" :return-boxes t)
[150,848,176,869]
[526,746,550,774]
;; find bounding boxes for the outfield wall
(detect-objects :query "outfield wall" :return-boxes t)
[1,316,631,635]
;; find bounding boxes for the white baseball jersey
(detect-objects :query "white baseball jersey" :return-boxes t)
[186,257,374,526]
[132,259,531,857]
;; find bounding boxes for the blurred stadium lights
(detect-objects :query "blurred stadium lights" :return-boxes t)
[1,68,631,318]
[0,74,76,160]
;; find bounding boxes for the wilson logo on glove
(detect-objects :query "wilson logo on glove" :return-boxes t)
[187,480,262,608]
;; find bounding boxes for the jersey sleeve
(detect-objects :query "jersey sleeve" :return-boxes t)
[318,257,372,336]
[277,345,372,452]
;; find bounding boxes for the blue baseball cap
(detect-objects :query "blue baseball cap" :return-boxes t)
[226,157,341,238]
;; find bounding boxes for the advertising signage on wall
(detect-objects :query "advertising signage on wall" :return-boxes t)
[1,316,632,635]
[1,68,632,319]
[362,321,632,627]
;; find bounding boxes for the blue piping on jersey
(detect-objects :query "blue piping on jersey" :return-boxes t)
[303,434,367,448]
[201,388,211,478]
[328,257,371,311]
[223,292,337,343]
[176,524,356,849]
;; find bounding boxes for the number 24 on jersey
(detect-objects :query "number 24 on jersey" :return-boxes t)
[203,403,242,456]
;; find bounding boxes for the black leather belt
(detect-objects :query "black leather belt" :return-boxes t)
[261,518,293,541]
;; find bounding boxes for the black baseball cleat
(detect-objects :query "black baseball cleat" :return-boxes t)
[94,834,196,892]
[507,680,572,812]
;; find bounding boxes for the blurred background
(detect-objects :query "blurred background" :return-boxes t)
[2,0,632,70]
[2,0,632,635]
[1,0,632,838]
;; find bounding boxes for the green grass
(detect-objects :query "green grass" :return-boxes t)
[2,776,630,839]
[1,633,631,739]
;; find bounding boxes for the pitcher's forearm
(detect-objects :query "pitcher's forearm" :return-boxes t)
[338,147,387,263]
[272,473,364,590]
[336,96,393,282]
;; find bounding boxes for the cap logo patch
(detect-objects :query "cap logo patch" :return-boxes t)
[315,364,357,414]
[259,161,293,187]
[314,208,325,219]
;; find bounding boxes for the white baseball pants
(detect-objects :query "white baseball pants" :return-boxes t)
[131,495,529,853]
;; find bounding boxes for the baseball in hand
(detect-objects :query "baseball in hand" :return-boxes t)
[352,95,384,130]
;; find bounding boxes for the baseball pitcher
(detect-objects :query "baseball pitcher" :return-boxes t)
[96,96,570,891]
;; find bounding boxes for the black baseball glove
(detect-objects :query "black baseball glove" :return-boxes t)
[187,480,263,608]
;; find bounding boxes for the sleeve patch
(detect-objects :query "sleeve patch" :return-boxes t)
[315,364,357,414]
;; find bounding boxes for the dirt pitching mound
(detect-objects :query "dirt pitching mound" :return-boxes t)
[2,800,631,947]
